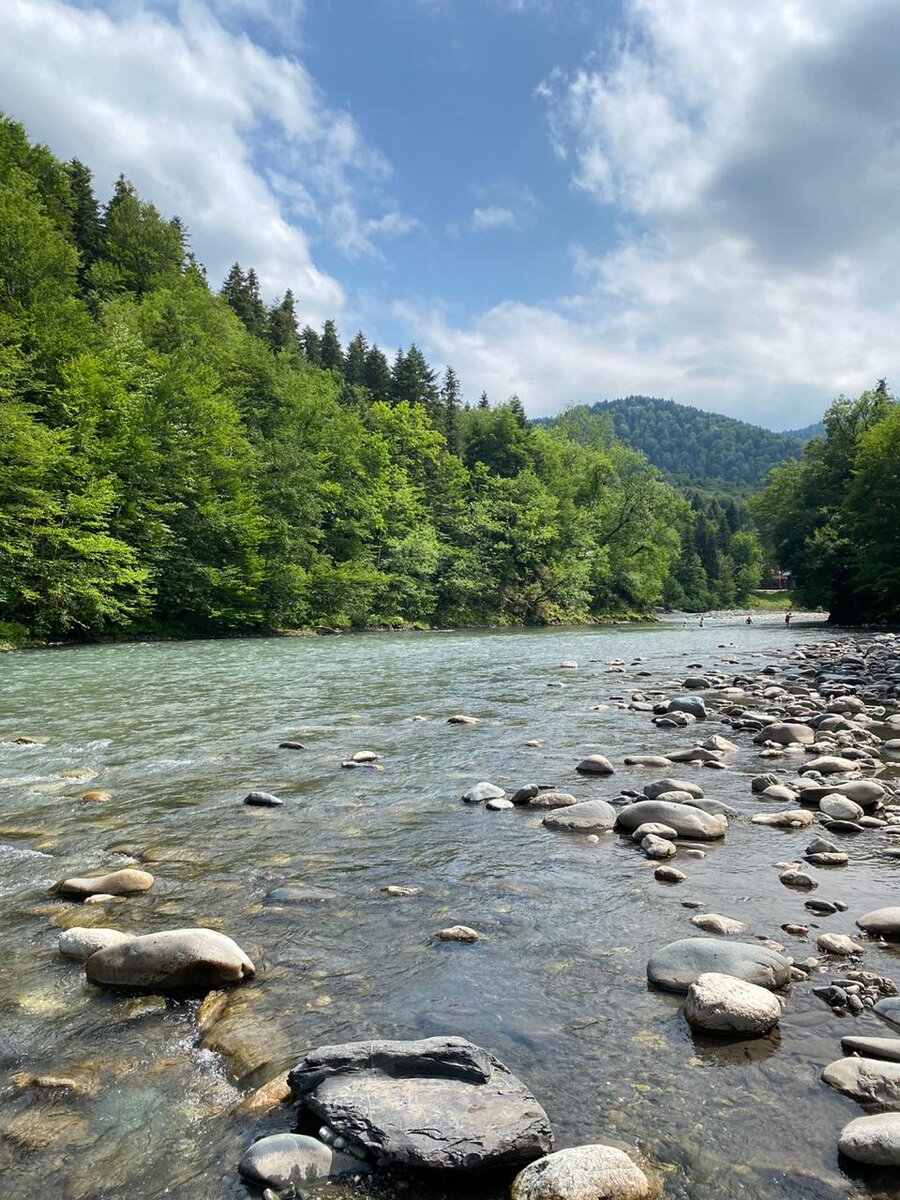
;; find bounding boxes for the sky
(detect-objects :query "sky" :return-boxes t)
[1,0,899,428]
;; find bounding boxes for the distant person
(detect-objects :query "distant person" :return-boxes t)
[785,611,793,625]
[746,615,752,624]
[699,616,704,628]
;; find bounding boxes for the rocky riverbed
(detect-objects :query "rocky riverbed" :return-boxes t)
[2,618,900,1199]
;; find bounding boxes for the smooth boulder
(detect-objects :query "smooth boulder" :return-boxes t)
[822,1056,900,1106]
[839,1113,900,1166]
[643,778,704,800]
[288,1036,552,1171]
[85,928,255,996]
[647,937,791,993]
[58,927,132,961]
[752,722,814,746]
[684,972,781,1036]
[857,908,900,939]
[543,799,616,833]
[575,755,614,776]
[50,869,154,899]
[462,783,506,804]
[511,1143,651,1200]
[616,801,726,841]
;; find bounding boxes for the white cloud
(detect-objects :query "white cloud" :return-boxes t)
[0,0,415,319]
[471,205,519,232]
[329,203,421,261]
[410,0,900,426]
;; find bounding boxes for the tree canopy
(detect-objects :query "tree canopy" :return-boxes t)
[0,113,774,644]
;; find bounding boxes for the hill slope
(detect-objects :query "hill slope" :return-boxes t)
[542,397,817,488]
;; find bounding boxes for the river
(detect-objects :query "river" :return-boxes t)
[1,616,898,1200]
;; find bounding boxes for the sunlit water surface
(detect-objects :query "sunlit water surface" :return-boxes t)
[2,617,899,1200]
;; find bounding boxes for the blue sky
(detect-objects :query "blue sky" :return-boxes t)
[2,0,900,426]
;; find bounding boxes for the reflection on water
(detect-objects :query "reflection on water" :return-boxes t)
[0,618,897,1198]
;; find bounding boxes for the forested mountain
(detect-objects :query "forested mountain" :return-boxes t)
[753,384,900,624]
[3,113,770,643]
[545,397,814,489]
[782,421,825,442]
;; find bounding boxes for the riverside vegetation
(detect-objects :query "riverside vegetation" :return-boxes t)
[0,113,790,646]
[3,114,897,646]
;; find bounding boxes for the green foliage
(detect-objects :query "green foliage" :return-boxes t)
[0,112,757,640]
[753,385,899,622]
[541,396,812,489]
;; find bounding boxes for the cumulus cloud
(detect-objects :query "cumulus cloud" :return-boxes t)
[471,205,519,232]
[413,0,900,425]
[0,0,415,318]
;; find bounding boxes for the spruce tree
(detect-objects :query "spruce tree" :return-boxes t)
[320,319,343,371]
[243,269,267,339]
[364,344,392,401]
[478,391,490,410]
[299,325,323,366]
[268,289,298,353]
[440,365,463,455]
[66,158,102,288]
[344,331,368,386]
[394,343,439,421]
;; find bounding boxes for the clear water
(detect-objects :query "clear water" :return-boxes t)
[1,617,898,1200]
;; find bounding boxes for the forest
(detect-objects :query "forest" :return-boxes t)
[753,384,900,624]
[0,114,791,645]
[554,396,812,490]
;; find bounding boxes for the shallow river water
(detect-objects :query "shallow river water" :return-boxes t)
[2,617,900,1200]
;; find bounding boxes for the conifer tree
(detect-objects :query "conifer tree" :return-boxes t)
[364,344,392,401]
[299,325,322,366]
[440,365,463,455]
[320,319,343,371]
[66,158,102,288]
[478,390,490,410]
[268,289,298,353]
[243,269,267,339]
[344,331,368,386]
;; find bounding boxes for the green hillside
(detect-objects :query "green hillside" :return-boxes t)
[541,397,820,489]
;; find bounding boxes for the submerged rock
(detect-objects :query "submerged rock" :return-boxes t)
[511,1143,651,1200]
[684,972,781,1036]
[287,1036,553,1171]
[85,928,255,996]
[647,937,791,993]
[238,1133,362,1188]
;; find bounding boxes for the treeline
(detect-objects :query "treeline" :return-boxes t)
[663,492,763,612]
[0,115,767,644]
[753,384,900,624]
[554,396,808,490]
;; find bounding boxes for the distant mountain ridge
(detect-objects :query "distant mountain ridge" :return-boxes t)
[537,397,822,489]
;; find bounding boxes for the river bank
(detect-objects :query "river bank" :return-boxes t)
[2,618,900,1198]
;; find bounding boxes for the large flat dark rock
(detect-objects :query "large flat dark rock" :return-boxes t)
[288,1036,553,1171]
